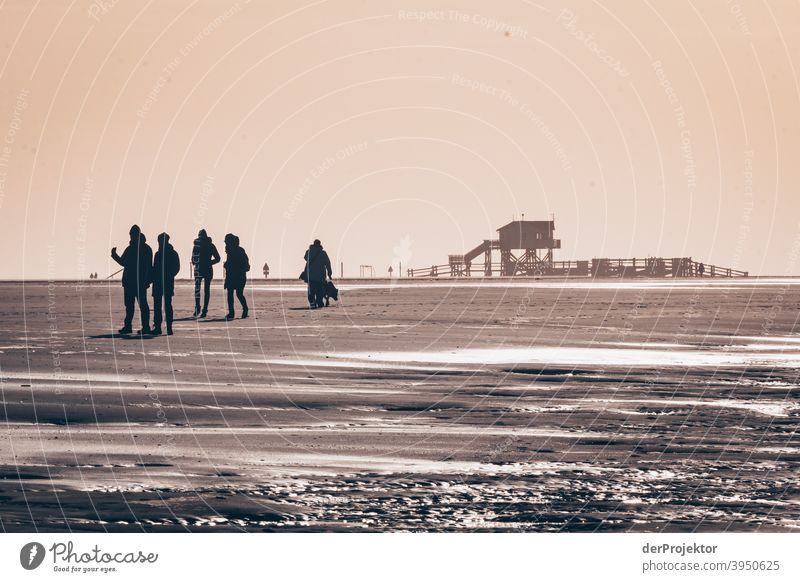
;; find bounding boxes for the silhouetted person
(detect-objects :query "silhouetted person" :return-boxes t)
[698,262,705,277]
[191,229,220,318]
[111,225,152,334]
[152,232,181,336]
[263,262,269,279]
[304,239,332,308]
[224,234,250,320]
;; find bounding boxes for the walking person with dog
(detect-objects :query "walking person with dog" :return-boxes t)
[302,239,333,309]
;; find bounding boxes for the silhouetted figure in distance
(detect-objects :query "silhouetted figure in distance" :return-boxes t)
[152,232,180,335]
[111,225,153,334]
[224,233,250,320]
[304,239,332,309]
[191,229,220,318]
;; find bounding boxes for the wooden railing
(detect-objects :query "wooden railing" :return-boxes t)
[407,257,748,278]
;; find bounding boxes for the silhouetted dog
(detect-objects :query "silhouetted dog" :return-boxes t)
[324,280,339,306]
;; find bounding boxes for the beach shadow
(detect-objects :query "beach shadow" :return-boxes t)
[288,307,317,311]
[174,316,200,322]
[88,333,158,340]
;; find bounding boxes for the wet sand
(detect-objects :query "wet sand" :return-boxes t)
[1,278,798,532]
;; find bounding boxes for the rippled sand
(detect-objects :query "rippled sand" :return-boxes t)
[1,279,798,531]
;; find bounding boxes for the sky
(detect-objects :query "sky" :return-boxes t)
[0,0,799,279]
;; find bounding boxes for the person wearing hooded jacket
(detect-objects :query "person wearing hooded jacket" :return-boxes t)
[111,224,153,334]
[191,229,220,318]
[303,239,332,308]
[152,232,181,335]
[223,233,250,320]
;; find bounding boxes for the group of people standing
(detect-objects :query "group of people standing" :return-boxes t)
[111,225,335,335]
[111,225,250,335]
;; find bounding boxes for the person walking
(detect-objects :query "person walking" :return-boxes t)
[303,239,332,309]
[191,229,220,318]
[223,233,250,320]
[111,225,153,334]
[152,232,180,336]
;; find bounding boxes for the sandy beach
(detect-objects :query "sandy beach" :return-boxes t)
[1,278,798,532]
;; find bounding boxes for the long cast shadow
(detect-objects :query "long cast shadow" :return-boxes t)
[88,333,158,340]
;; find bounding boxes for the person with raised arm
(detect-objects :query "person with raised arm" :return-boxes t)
[111,225,153,334]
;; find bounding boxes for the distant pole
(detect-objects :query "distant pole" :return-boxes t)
[399,261,402,277]
[340,262,343,278]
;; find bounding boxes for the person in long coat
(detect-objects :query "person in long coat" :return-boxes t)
[223,233,250,320]
[191,229,220,318]
[152,232,180,335]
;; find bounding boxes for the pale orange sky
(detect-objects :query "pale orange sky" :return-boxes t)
[0,0,798,278]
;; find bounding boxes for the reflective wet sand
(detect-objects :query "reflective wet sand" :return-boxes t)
[1,279,798,531]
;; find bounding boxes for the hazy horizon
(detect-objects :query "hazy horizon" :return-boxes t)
[2,0,799,279]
